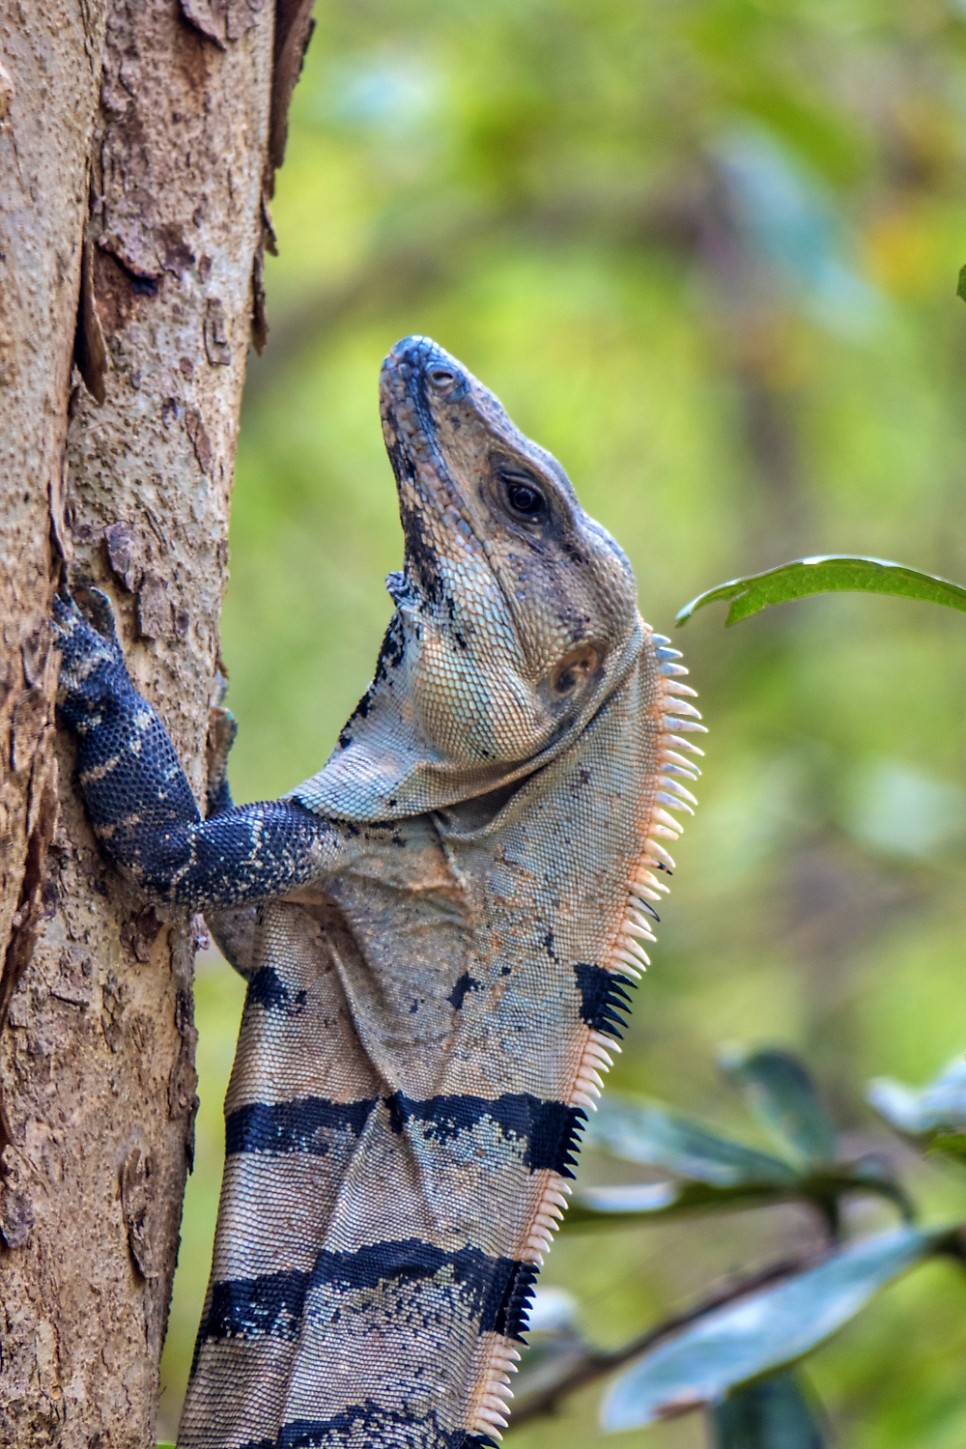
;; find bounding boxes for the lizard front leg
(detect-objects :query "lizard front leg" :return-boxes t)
[54,591,338,911]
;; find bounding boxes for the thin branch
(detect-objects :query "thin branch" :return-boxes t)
[508,1249,826,1431]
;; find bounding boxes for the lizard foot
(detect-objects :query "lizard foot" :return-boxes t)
[52,588,132,727]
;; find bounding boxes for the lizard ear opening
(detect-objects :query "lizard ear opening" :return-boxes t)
[548,642,602,699]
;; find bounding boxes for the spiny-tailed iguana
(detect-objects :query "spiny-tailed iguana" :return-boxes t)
[54,336,702,1449]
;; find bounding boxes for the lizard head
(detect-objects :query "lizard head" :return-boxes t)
[379,335,641,768]
[292,336,649,821]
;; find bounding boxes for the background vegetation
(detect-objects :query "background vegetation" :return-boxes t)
[157,3,966,1442]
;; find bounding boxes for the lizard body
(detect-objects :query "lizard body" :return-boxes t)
[54,337,702,1449]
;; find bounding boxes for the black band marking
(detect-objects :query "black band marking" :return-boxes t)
[226,1089,585,1179]
[225,1097,378,1157]
[235,1408,472,1449]
[198,1239,538,1349]
[573,962,635,1040]
[385,1090,584,1176]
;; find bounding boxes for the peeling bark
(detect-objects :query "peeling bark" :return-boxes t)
[0,3,300,1445]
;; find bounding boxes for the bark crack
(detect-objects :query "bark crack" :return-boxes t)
[0,758,58,1243]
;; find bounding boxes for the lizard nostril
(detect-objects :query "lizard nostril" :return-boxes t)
[427,365,457,390]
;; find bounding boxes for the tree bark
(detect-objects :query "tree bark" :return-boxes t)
[0,4,311,1444]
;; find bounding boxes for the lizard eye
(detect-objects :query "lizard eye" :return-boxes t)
[501,472,547,521]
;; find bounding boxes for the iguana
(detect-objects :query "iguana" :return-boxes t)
[53,336,702,1449]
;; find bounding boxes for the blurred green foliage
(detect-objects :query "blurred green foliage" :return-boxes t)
[516,1048,966,1440]
[157,2,966,1442]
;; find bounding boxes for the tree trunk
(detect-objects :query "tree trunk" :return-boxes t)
[0,4,312,1444]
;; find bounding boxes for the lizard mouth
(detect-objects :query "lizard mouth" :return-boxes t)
[379,335,496,606]
[379,336,464,489]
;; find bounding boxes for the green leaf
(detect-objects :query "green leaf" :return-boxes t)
[931,1132,966,1162]
[589,1096,797,1187]
[601,1226,942,1431]
[568,1164,910,1228]
[711,1372,826,1449]
[579,1096,905,1228]
[157,1443,176,1448]
[676,557,966,627]
[568,1179,795,1224]
[720,1046,837,1165]
[869,1057,966,1158]
[958,264,966,303]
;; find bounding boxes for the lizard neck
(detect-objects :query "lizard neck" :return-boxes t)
[289,614,647,824]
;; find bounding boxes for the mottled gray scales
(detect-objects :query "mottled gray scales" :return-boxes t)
[54,337,699,1447]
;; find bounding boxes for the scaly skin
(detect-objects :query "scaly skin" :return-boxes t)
[54,337,703,1449]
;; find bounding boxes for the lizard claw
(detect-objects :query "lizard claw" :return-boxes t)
[82,587,123,651]
[53,587,123,655]
[51,589,84,640]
